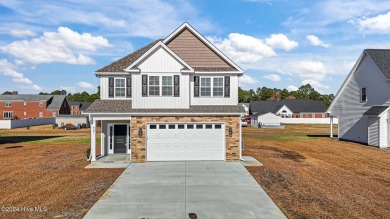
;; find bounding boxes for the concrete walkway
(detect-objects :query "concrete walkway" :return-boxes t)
[83,161,286,219]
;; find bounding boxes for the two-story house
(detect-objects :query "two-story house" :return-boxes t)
[327,49,390,148]
[69,102,92,116]
[84,23,245,162]
[0,94,69,119]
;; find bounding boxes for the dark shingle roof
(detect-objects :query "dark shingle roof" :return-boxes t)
[84,99,245,114]
[96,40,162,72]
[365,49,390,79]
[46,95,66,110]
[363,106,390,116]
[68,102,93,111]
[0,94,53,101]
[249,99,327,116]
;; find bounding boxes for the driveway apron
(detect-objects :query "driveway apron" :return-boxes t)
[83,161,286,219]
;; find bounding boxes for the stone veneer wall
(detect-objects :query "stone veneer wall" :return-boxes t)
[130,116,240,163]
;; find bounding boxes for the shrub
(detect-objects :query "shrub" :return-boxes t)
[64,123,77,130]
[85,147,91,160]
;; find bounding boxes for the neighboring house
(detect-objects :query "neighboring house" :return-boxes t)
[250,99,328,127]
[257,112,283,128]
[0,94,70,120]
[241,103,249,116]
[327,49,390,148]
[69,102,92,116]
[84,23,245,162]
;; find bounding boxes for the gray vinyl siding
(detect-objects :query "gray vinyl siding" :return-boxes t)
[330,54,390,144]
[368,117,379,147]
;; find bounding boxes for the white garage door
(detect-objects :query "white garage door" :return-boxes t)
[147,123,225,161]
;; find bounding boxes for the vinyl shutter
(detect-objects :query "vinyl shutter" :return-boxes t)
[126,76,132,98]
[174,75,180,97]
[194,76,199,97]
[108,77,114,98]
[142,75,148,96]
[224,76,230,97]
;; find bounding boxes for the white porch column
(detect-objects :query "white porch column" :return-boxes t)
[330,116,334,138]
[90,118,97,161]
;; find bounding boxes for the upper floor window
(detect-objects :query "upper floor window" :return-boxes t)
[200,77,223,97]
[115,78,126,97]
[5,102,11,107]
[361,87,367,102]
[148,76,173,97]
[149,76,160,96]
[39,101,43,107]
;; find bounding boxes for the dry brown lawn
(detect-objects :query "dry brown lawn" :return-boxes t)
[243,124,390,219]
[0,125,123,219]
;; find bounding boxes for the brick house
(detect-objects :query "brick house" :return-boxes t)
[69,102,93,116]
[83,23,245,162]
[0,94,70,120]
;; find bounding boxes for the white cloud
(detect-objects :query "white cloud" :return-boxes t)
[306,35,330,48]
[0,59,42,90]
[289,61,327,81]
[354,11,390,33]
[208,33,275,64]
[301,79,329,92]
[263,74,281,82]
[10,29,36,37]
[239,74,258,86]
[287,85,298,91]
[265,34,298,51]
[77,82,95,89]
[1,27,111,65]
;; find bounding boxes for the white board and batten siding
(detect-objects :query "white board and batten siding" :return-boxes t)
[329,54,390,144]
[190,75,239,105]
[132,46,190,109]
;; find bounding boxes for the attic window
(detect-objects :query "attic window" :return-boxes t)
[361,88,367,102]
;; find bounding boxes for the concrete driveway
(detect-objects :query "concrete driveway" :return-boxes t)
[83,161,286,219]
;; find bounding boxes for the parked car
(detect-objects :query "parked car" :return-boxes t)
[241,119,248,127]
[246,118,250,124]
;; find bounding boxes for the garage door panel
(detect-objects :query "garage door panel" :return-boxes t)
[147,123,224,161]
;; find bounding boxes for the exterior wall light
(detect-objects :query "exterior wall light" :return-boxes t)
[229,127,233,137]
[138,127,143,138]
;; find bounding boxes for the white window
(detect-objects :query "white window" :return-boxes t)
[39,101,43,107]
[52,112,56,117]
[200,77,223,97]
[162,76,173,96]
[149,76,160,96]
[5,102,11,107]
[361,87,367,102]
[39,112,43,118]
[3,111,13,119]
[115,78,126,97]
[23,101,26,106]
[200,78,211,96]
[24,112,26,116]
[213,78,224,97]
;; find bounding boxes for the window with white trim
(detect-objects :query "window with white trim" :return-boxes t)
[52,112,56,117]
[162,76,173,96]
[361,87,367,102]
[115,78,126,97]
[149,76,160,96]
[200,78,211,96]
[200,77,224,97]
[3,111,13,119]
[5,102,11,107]
[39,101,43,107]
[39,112,43,118]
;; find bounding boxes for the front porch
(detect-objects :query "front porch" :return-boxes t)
[86,154,130,169]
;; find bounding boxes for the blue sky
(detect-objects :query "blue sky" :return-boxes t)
[1,0,390,95]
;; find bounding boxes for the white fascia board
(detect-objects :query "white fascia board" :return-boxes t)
[124,41,194,73]
[95,72,131,76]
[163,22,244,74]
[195,71,242,75]
[327,52,366,114]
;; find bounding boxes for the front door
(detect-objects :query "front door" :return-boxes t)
[114,125,127,153]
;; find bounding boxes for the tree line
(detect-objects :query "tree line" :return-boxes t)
[239,84,334,107]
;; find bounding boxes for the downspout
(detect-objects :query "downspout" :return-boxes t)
[239,114,243,161]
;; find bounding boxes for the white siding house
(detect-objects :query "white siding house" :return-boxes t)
[328,49,390,148]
